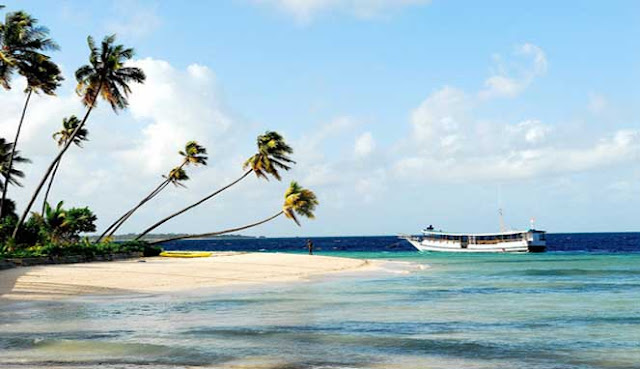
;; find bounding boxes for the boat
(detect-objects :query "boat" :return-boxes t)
[401,211,547,253]
[401,228,546,253]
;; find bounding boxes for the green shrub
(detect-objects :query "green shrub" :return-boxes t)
[0,240,161,260]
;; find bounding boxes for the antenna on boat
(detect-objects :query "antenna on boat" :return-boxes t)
[499,208,507,232]
[530,216,536,230]
[497,184,507,232]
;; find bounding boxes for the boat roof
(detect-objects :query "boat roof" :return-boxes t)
[422,229,544,236]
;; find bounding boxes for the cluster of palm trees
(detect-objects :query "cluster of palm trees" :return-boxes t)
[0,6,318,249]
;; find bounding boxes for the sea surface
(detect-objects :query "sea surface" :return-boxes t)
[1,233,639,369]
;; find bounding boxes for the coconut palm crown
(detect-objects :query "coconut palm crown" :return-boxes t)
[283,181,318,226]
[75,34,145,111]
[179,141,208,166]
[0,11,60,90]
[164,167,189,187]
[0,138,29,191]
[53,116,89,147]
[243,131,294,181]
[19,52,63,95]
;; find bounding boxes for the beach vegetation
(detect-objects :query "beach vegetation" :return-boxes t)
[11,34,145,238]
[0,5,317,260]
[0,240,161,260]
[0,10,62,217]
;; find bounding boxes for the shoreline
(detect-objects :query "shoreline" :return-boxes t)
[0,252,381,301]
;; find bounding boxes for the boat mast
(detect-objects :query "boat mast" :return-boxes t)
[499,208,507,232]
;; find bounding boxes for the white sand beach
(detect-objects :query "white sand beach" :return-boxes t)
[0,253,376,301]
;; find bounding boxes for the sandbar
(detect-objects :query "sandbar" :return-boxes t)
[0,252,377,301]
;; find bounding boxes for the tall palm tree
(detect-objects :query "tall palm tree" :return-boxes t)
[41,116,89,214]
[95,141,207,242]
[135,131,294,240]
[148,181,318,245]
[12,34,145,238]
[0,11,62,217]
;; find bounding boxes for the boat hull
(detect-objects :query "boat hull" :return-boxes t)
[406,239,545,253]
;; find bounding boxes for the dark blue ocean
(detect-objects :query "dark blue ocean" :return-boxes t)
[1,233,640,369]
[161,232,640,254]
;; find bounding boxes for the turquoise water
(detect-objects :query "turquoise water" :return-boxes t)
[1,251,640,368]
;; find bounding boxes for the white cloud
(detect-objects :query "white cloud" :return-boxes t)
[398,85,640,182]
[505,119,552,145]
[290,117,388,206]
[251,0,430,22]
[354,131,375,158]
[105,0,162,39]
[410,86,468,148]
[398,48,639,184]
[479,43,548,99]
[122,58,234,175]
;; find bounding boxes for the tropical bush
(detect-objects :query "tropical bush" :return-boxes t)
[0,240,160,260]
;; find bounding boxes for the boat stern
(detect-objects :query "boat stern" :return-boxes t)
[527,230,547,253]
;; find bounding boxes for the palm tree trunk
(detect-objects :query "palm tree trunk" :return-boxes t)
[96,159,191,243]
[41,159,62,215]
[149,211,283,245]
[95,179,171,243]
[12,81,103,238]
[0,89,32,217]
[104,180,171,239]
[136,169,252,241]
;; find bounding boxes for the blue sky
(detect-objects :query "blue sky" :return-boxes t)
[1,0,639,236]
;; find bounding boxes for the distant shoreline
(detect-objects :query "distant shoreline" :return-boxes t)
[91,233,261,242]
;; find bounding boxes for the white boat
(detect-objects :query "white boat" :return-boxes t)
[401,227,547,253]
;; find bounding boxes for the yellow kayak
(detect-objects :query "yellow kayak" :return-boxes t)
[159,251,213,258]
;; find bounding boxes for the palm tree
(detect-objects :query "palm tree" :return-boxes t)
[135,131,294,240]
[12,34,145,238]
[243,131,295,181]
[0,138,30,193]
[0,11,62,217]
[41,116,89,214]
[95,141,207,242]
[148,181,318,245]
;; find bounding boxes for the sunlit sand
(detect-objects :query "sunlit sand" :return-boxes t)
[0,253,377,301]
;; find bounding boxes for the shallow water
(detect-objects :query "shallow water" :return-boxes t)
[1,235,640,368]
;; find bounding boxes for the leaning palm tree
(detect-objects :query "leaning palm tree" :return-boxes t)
[95,141,207,242]
[148,181,318,245]
[0,11,62,217]
[135,131,294,240]
[41,116,89,214]
[12,34,145,237]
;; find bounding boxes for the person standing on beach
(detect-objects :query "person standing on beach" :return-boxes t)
[307,239,314,255]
